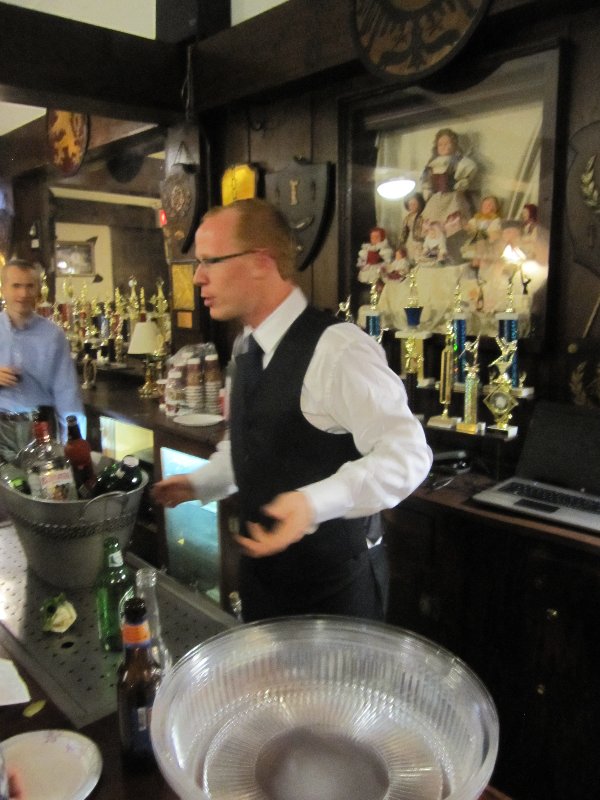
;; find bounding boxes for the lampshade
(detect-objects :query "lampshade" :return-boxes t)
[376,178,416,200]
[128,320,160,355]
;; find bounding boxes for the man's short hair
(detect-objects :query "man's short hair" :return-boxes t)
[204,199,298,280]
[1,258,43,287]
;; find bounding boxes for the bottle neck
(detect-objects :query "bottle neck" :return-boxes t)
[106,549,124,568]
[32,422,51,443]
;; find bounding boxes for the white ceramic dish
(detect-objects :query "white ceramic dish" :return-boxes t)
[1,729,102,800]
[173,414,224,427]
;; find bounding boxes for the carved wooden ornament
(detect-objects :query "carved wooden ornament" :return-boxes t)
[351,0,491,83]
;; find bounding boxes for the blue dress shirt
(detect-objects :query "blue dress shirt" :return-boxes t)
[0,311,85,441]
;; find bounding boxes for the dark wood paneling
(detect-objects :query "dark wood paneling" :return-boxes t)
[0,3,185,122]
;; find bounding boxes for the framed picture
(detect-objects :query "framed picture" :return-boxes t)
[55,240,95,276]
[339,46,564,343]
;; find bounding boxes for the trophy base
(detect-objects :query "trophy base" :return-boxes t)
[417,377,436,388]
[427,415,462,430]
[488,424,518,439]
[456,421,486,435]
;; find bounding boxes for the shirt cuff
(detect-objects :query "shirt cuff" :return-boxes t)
[299,479,351,528]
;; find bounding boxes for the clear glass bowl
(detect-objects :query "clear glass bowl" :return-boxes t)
[151,617,498,800]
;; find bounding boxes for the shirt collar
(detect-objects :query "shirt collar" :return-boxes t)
[0,310,40,332]
[246,287,307,360]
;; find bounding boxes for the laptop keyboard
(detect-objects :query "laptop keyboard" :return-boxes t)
[500,481,600,514]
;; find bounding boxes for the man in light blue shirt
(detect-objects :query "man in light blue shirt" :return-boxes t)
[0,258,84,464]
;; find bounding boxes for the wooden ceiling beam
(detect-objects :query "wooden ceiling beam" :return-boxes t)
[0,3,186,124]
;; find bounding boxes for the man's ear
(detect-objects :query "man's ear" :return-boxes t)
[251,249,278,278]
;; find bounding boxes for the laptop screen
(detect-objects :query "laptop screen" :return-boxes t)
[517,401,600,494]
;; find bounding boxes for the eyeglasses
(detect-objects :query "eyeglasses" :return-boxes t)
[195,249,260,269]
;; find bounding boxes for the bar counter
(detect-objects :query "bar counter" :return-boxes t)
[81,376,227,454]
[0,644,178,799]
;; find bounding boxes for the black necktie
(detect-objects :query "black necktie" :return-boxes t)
[244,334,263,398]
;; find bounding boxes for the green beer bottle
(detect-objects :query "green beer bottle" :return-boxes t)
[95,537,134,652]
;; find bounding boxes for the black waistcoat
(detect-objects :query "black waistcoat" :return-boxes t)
[230,306,380,589]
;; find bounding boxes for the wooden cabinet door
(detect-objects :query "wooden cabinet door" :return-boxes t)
[497,543,600,800]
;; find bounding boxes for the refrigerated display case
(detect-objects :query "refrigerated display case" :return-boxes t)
[160,446,220,604]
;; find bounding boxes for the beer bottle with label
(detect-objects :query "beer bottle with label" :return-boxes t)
[64,415,95,496]
[117,597,162,768]
[95,537,134,652]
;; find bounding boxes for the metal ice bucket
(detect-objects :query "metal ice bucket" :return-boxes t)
[0,469,147,589]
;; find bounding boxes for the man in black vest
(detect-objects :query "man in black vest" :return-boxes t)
[153,199,432,622]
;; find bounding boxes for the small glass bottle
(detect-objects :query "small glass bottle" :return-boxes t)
[117,597,162,768]
[64,415,95,496]
[95,536,135,652]
[135,567,172,672]
[17,420,77,501]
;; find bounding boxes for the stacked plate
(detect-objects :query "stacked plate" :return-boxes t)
[151,617,499,800]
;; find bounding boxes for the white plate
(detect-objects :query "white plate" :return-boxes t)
[174,413,224,427]
[1,730,102,800]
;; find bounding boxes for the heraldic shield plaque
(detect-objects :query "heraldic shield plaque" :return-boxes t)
[265,159,334,271]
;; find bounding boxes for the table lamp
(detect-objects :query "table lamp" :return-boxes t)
[128,319,160,397]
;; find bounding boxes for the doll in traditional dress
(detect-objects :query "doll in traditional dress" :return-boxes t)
[377,246,412,329]
[421,128,477,244]
[400,193,425,262]
[356,225,394,291]
[421,221,448,264]
[461,195,503,268]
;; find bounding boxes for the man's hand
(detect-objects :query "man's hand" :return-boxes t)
[151,475,196,508]
[235,491,315,558]
[0,367,20,388]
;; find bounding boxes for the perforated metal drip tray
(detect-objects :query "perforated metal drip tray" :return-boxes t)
[0,526,235,729]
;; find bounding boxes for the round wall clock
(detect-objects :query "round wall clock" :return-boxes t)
[352,0,491,83]
[46,110,89,177]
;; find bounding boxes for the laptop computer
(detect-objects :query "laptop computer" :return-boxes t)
[472,400,600,533]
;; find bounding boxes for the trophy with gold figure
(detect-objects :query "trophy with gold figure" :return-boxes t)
[427,321,462,429]
[483,337,519,437]
[403,335,422,412]
[150,278,171,378]
[456,336,485,435]
[37,271,53,318]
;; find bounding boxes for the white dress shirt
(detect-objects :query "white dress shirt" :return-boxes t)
[188,287,432,525]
